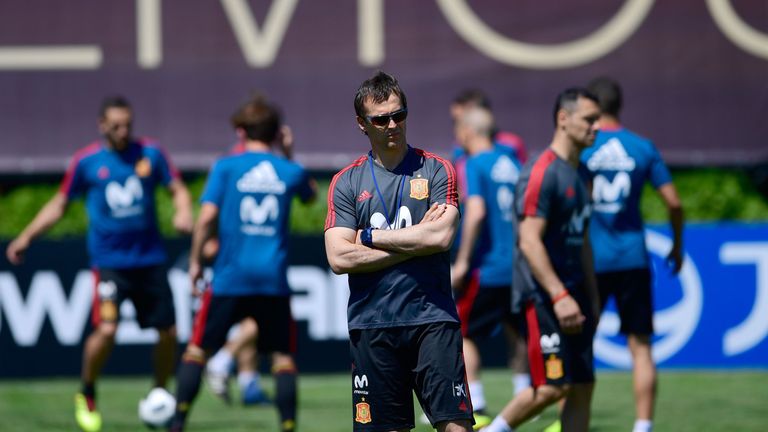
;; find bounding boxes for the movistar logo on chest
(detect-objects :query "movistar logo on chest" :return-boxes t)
[240,195,279,236]
[491,155,520,184]
[592,172,631,213]
[566,205,591,236]
[370,206,412,230]
[236,162,286,194]
[105,175,144,218]
[587,138,636,171]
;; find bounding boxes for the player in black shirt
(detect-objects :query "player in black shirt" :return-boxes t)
[482,88,601,432]
[324,72,473,432]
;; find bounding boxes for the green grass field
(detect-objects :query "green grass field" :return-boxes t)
[0,369,766,431]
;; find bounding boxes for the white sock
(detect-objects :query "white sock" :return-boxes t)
[512,373,531,396]
[207,349,233,375]
[469,380,486,412]
[484,416,514,432]
[237,371,260,390]
[633,419,652,432]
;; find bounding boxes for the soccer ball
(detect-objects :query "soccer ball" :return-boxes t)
[138,387,176,429]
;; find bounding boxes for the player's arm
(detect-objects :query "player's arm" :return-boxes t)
[370,203,459,256]
[451,196,485,290]
[5,192,69,265]
[167,178,193,234]
[581,224,601,321]
[324,226,411,274]
[657,183,684,273]
[189,203,218,295]
[275,125,294,160]
[518,216,585,333]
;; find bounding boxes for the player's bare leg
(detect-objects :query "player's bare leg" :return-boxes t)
[463,338,481,383]
[81,322,117,386]
[503,324,531,395]
[483,385,567,431]
[153,325,177,388]
[628,334,656,431]
[436,419,473,431]
[560,383,593,432]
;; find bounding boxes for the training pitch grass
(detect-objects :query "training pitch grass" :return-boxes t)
[0,369,765,431]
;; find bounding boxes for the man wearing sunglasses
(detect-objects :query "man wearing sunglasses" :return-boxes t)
[324,71,473,432]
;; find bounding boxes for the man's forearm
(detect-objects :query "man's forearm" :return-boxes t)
[454,199,484,267]
[326,242,411,274]
[520,237,566,299]
[372,208,458,256]
[189,219,214,268]
[171,183,193,218]
[19,194,68,242]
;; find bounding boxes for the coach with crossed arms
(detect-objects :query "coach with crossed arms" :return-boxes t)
[324,71,474,432]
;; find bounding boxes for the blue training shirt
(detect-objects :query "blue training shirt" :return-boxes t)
[60,139,177,269]
[201,151,314,296]
[581,127,672,273]
[464,148,521,287]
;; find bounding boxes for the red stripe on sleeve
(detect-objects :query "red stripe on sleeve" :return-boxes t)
[59,142,100,195]
[419,149,458,207]
[141,138,181,181]
[525,301,547,388]
[523,149,557,216]
[324,155,366,230]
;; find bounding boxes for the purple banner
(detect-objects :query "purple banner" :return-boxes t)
[0,0,766,173]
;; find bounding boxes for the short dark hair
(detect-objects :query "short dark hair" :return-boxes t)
[453,89,491,110]
[552,87,599,127]
[231,95,282,143]
[99,95,131,117]
[587,77,622,116]
[354,71,407,118]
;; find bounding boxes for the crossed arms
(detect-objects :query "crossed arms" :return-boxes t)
[325,203,459,275]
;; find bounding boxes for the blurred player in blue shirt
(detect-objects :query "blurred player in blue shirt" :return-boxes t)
[170,95,315,432]
[449,106,527,429]
[581,77,684,432]
[5,95,193,432]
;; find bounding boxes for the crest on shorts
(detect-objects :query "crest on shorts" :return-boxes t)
[409,178,429,200]
[355,399,372,424]
[545,354,563,380]
[100,300,118,322]
[135,157,152,177]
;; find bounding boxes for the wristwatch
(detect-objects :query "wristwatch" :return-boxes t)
[361,227,374,247]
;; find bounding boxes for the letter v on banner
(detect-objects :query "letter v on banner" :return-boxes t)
[220,0,299,67]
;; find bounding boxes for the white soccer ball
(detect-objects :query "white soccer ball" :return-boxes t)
[138,387,176,429]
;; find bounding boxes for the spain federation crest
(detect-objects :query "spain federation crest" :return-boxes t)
[409,178,429,200]
[135,157,152,177]
[545,354,564,380]
[355,400,372,424]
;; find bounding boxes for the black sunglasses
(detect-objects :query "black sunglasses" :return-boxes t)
[365,108,408,127]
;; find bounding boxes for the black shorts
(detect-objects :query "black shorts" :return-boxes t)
[93,266,175,329]
[455,273,516,339]
[190,292,295,355]
[349,322,474,431]
[597,268,653,335]
[524,295,595,388]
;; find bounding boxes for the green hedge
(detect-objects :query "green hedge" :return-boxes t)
[0,168,766,240]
